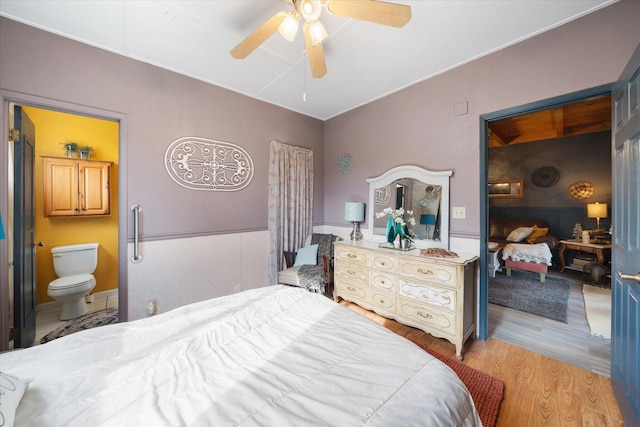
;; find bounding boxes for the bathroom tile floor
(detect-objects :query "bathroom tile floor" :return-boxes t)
[34,290,119,346]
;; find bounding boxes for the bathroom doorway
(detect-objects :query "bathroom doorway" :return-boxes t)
[2,95,127,350]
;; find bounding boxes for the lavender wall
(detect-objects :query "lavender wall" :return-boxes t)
[0,16,325,240]
[324,0,640,240]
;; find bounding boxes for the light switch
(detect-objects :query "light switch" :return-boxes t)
[453,207,466,219]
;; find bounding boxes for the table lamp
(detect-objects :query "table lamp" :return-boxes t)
[345,201,365,241]
[420,214,436,239]
[587,202,607,230]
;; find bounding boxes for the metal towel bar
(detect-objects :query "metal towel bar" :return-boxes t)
[131,204,142,263]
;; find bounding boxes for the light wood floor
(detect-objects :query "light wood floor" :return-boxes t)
[489,268,611,377]
[341,300,624,427]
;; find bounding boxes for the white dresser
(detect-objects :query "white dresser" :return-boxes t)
[334,241,478,360]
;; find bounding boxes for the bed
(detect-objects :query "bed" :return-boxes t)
[1,285,481,426]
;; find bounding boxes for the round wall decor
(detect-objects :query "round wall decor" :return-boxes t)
[568,181,596,199]
[531,166,560,188]
[337,153,352,174]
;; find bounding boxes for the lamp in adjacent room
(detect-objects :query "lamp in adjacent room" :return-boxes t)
[345,201,365,241]
[420,214,436,239]
[587,202,607,230]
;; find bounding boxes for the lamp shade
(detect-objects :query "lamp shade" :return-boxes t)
[345,202,365,222]
[587,202,608,219]
[420,214,436,225]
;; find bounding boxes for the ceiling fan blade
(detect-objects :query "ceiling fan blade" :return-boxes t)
[326,0,411,28]
[230,11,288,59]
[304,23,327,78]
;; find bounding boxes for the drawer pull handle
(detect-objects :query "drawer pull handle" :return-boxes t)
[347,286,356,292]
[348,254,356,259]
[417,268,434,275]
[347,269,356,276]
[417,311,433,319]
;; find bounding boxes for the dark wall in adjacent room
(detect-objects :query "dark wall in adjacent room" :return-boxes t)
[489,130,611,239]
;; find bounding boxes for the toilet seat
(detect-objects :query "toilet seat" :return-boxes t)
[49,274,95,290]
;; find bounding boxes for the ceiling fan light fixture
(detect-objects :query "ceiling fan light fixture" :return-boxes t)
[306,20,327,46]
[278,10,300,42]
[298,0,322,22]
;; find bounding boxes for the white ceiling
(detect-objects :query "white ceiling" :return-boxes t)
[0,0,617,120]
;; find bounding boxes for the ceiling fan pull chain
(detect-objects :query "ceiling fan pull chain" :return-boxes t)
[303,51,307,102]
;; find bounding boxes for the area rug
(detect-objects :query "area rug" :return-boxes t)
[417,344,504,427]
[582,284,611,339]
[489,270,570,323]
[41,307,119,344]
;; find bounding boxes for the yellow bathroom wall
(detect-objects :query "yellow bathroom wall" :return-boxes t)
[23,106,119,304]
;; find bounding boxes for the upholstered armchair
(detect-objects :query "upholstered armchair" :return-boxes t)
[278,233,339,294]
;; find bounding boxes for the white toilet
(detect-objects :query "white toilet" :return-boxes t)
[48,243,99,320]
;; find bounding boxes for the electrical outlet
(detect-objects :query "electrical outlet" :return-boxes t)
[234,284,242,293]
[453,207,466,219]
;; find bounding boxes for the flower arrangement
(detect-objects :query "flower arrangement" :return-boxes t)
[375,207,416,244]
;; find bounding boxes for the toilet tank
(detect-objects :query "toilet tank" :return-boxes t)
[51,243,99,277]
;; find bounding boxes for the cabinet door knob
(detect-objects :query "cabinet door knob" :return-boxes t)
[33,241,44,247]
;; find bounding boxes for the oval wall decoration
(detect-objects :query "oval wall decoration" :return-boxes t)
[164,136,254,191]
[568,181,596,199]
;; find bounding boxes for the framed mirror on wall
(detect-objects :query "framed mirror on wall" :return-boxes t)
[488,179,523,198]
[367,165,452,249]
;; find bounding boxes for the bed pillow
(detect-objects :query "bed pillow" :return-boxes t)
[293,244,318,267]
[506,226,533,242]
[527,225,549,243]
[0,372,27,427]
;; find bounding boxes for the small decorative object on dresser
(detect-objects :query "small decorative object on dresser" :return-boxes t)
[333,240,478,360]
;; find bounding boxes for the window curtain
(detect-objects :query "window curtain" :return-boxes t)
[268,140,314,285]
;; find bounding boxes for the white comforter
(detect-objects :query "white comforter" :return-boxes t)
[2,286,481,426]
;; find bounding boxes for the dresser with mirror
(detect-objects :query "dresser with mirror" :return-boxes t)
[335,165,477,360]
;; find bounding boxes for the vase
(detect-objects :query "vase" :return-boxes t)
[395,221,405,240]
[386,216,395,243]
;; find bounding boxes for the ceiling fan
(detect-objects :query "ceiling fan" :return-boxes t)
[230,0,411,79]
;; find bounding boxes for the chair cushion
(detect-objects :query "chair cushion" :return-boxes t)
[293,244,318,266]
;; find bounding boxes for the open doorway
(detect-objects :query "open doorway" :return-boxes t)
[2,95,127,350]
[480,86,613,376]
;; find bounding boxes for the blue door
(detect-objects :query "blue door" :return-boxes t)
[12,105,37,348]
[610,42,640,426]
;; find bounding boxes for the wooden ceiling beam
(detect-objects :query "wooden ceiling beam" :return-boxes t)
[553,107,564,137]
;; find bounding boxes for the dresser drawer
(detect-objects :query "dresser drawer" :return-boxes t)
[397,296,455,336]
[335,246,370,267]
[371,270,397,291]
[371,289,396,314]
[371,253,395,271]
[399,280,456,311]
[335,279,370,303]
[336,263,370,284]
[397,258,457,288]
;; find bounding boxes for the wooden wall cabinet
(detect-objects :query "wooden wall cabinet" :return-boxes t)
[334,241,478,360]
[42,156,112,217]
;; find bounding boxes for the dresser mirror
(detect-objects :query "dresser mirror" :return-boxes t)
[367,165,452,249]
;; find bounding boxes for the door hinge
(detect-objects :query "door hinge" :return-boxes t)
[9,327,20,340]
[9,128,20,142]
